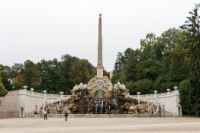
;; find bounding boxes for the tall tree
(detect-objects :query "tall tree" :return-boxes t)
[24,60,40,89]
[0,65,8,96]
[2,66,13,91]
[180,4,200,116]
[168,45,189,82]
[10,63,25,89]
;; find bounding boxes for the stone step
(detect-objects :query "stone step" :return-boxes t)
[26,113,165,118]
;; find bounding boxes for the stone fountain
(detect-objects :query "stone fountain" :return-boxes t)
[46,14,159,115]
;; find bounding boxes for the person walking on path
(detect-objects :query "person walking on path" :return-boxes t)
[64,111,68,121]
[34,111,38,118]
[43,108,48,120]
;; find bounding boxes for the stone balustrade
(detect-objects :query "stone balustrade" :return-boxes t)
[130,90,179,99]
[130,89,182,116]
[0,89,182,118]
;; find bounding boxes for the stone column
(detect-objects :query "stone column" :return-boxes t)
[167,88,171,95]
[60,91,64,99]
[43,90,47,106]
[30,88,34,95]
[60,91,64,105]
[137,92,141,105]
[97,13,104,77]
[154,90,158,105]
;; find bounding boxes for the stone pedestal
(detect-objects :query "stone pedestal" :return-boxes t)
[97,68,103,78]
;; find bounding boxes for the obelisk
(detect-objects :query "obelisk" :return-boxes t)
[97,13,103,77]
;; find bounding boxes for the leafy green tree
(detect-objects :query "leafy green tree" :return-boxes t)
[38,59,63,93]
[168,45,189,82]
[125,49,140,81]
[0,65,8,96]
[10,63,25,89]
[160,28,186,53]
[180,80,193,115]
[133,79,153,94]
[125,81,136,94]
[113,28,187,95]
[113,52,125,73]
[2,66,13,91]
[137,59,162,80]
[180,4,200,116]
[140,33,157,60]
[24,60,40,89]
[112,72,125,83]
[154,75,170,92]
[1,53,97,95]
[68,59,95,84]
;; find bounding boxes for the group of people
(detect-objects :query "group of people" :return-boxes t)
[34,109,68,121]
[34,108,48,119]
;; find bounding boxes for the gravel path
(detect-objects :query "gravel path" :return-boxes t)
[0,117,200,133]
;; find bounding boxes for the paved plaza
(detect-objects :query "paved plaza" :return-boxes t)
[0,117,200,133]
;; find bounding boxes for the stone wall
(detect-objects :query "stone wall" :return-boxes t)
[17,89,70,117]
[130,90,182,116]
[0,89,68,118]
[0,91,19,118]
[0,89,182,118]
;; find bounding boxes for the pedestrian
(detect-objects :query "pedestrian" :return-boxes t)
[64,111,68,121]
[34,111,38,118]
[43,108,48,120]
[45,109,48,120]
[39,107,43,118]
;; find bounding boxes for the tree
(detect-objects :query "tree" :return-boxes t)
[0,65,8,97]
[0,53,98,95]
[140,33,157,60]
[112,72,125,83]
[125,49,140,81]
[180,4,200,116]
[180,80,193,115]
[137,59,162,80]
[112,28,188,94]
[68,59,95,84]
[24,60,40,89]
[2,66,13,91]
[168,45,189,82]
[132,79,153,94]
[10,63,25,89]
[38,59,62,94]
[160,28,186,53]
[154,75,170,92]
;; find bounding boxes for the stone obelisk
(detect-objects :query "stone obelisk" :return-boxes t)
[97,13,104,77]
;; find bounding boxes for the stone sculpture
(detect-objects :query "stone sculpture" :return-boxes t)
[45,14,159,115]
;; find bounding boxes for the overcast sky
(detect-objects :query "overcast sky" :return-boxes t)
[0,0,199,71]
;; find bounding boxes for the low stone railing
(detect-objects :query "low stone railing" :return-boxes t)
[130,90,179,99]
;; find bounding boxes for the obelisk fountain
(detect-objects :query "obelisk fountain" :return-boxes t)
[46,14,159,115]
[97,13,104,78]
